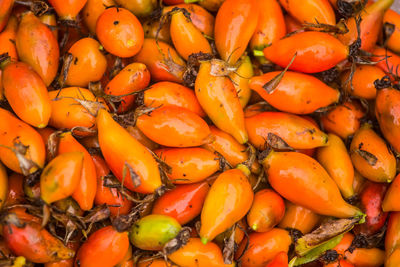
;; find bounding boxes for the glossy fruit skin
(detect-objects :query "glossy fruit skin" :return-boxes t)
[247,189,285,232]
[0,108,46,174]
[92,155,133,217]
[339,0,394,51]
[263,32,348,73]
[340,65,385,100]
[0,15,17,100]
[279,0,335,25]
[321,100,365,140]
[170,10,212,60]
[155,148,219,184]
[163,4,215,37]
[2,213,75,263]
[75,226,129,267]
[97,109,162,193]
[133,38,186,83]
[136,106,212,147]
[96,7,143,58]
[130,214,181,250]
[332,232,353,256]
[105,63,150,113]
[16,12,59,86]
[285,14,302,33]
[2,61,51,128]
[115,0,157,17]
[143,81,205,117]
[229,55,253,108]
[152,182,209,225]
[58,132,97,211]
[350,124,396,183]
[236,228,291,267]
[83,0,115,34]
[250,0,285,50]
[372,46,400,77]
[245,111,328,150]
[39,13,58,40]
[386,248,400,267]
[0,15,17,60]
[344,247,385,267]
[40,152,84,204]
[0,163,7,210]
[375,87,400,153]
[262,151,362,218]
[200,169,254,243]
[203,126,261,174]
[48,0,87,20]
[195,61,248,144]
[0,0,13,32]
[384,9,400,53]
[250,71,340,114]
[168,238,234,267]
[214,0,259,65]
[354,181,388,236]
[65,38,107,87]
[48,87,99,134]
[4,173,24,206]
[278,201,320,234]
[265,251,288,267]
[386,212,400,256]
[317,133,355,198]
[383,174,400,211]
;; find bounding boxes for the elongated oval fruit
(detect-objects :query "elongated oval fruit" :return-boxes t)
[48,87,101,134]
[168,238,234,267]
[202,126,261,174]
[143,81,205,117]
[48,0,87,21]
[75,226,129,267]
[40,152,84,204]
[200,168,254,243]
[383,174,400,212]
[136,106,212,147]
[350,124,396,183]
[262,150,363,218]
[279,201,320,234]
[152,182,210,225]
[229,55,253,108]
[384,9,400,53]
[214,0,259,65]
[250,0,286,50]
[170,9,212,60]
[250,71,340,114]
[247,189,285,232]
[0,108,46,174]
[375,87,400,153]
[2,213,75,263]
[263,31,348,73]
[278,0,335,25]
[130,214,181,251]
[2,61,51,128]
[58,132,97,211]
[338,0,394,51]
[236,228,292,267]
[155,148,219,184]
[245,111,328,150]
[195,60,248,144]
[97,109,162,193]
[16,12,59,86]
[317,133,355,199]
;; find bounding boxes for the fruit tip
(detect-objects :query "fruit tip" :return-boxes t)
[200,236,208,245]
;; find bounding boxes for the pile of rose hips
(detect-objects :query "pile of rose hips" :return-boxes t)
[0,0,400,266]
